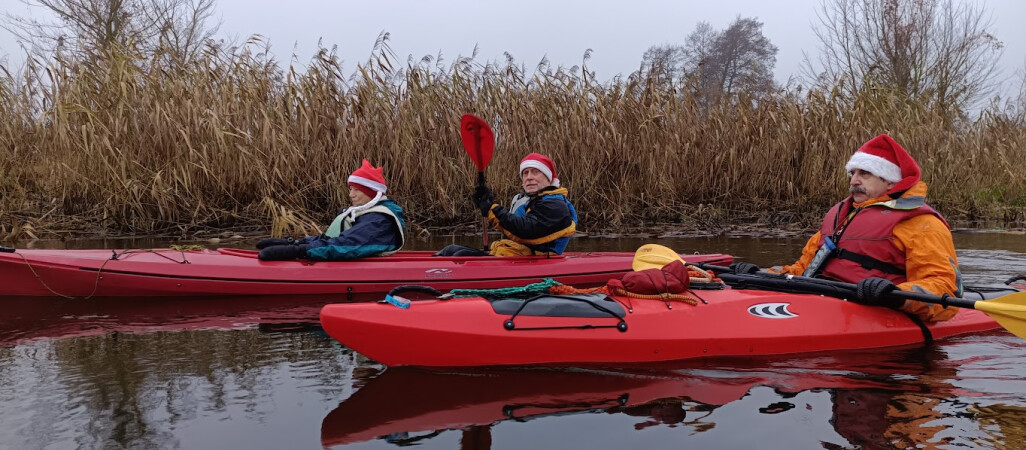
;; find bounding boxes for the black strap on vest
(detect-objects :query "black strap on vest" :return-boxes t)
[824,203,906,277]
[833,248,905,276]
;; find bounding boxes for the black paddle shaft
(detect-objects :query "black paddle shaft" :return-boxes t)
[693,262,977,309]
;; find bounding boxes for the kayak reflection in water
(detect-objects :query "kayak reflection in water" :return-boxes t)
[319,368,710,448]
[319,361,921,448]
[620,397,688,430]
[436,153,577,257]
[256,159,406,261]
[749,134,961,322]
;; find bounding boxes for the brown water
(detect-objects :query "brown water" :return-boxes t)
[1,232,1025,449]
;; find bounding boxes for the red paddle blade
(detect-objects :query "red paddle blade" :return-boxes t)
[460,114,495,172]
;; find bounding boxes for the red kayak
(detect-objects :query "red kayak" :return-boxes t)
[0,248,732,298]
[319,285,1018,368]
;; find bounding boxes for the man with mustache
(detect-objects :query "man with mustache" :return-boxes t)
[736,134,960,321]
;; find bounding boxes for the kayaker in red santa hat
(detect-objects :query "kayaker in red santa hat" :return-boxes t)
[735,134,961,322]
[257,159,406,261]
[435,152,578,257]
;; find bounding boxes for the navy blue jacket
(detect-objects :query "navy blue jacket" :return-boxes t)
[302,199,405,260]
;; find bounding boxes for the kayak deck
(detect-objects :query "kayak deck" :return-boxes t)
[0,248,733,297]
[319,287,1007,368]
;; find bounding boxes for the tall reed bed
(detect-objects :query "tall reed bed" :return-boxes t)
[1,40,1024,240]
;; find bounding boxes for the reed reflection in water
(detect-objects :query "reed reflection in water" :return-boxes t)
[0,330,370,449]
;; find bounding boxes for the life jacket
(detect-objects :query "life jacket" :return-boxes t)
[508,189,578,254]
[326,199,406,256]
[814,195,947,284]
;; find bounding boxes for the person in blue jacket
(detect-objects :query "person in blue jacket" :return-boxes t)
[257,159,405,261]
[435,152,577,257]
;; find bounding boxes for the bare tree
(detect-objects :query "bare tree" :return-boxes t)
[681,22,718,72]
[640,44,684,90]
[803,0,1003,112]
[151,0,219,63]
[4,0,219,61]
[680,21,720,97]
[1013,61,1026,125]
[706,17,778,98]
[640,17,777,102]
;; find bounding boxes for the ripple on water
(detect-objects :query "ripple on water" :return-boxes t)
[957,249,1026,285]
[940,333,1026,404]
[0,341,100,449]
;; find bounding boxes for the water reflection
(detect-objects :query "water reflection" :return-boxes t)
[318,343,1017,449]
[827,347,951,448]
[0,294,329,346]
[0,330,366,449]
[971,404,1026,448]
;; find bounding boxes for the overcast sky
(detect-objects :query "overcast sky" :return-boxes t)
[2,0,1024,92]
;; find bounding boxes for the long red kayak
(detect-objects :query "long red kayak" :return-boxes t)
[319,285,1018,368]
[0,248,732,298]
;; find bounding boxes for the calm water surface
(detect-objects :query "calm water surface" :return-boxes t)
[1,233,1025,449]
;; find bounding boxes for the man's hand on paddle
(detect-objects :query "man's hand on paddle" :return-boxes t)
[730,262,760,274]
[472,184,494,217]
[854,277,904,308]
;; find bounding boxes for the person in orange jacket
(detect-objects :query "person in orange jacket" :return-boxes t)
[733,134,961,322]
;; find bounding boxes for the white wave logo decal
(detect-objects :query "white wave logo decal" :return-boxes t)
[747,303,798,319]
[424,268,454,279]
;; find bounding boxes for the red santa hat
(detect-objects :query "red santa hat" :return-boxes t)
[347,159,387,197]
[844,134,921,193]
[519,153,559,187]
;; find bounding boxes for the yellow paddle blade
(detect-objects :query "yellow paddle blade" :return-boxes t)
[632,244,685,271]
[974,291,1026,339]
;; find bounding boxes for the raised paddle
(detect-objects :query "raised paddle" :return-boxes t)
[632,243,1026,339]
[460,114,495,250]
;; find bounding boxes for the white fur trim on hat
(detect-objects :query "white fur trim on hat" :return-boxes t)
[519,160,560,187]
[520,160,552,181]
[845,152,902,183]
[347,175,387,193]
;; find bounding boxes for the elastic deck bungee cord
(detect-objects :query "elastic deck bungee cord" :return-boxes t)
[14,246,200,299]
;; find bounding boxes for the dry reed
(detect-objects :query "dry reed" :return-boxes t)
[1,38,1024,241]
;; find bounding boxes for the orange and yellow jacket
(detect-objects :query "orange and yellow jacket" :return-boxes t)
[776,181,959,322]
